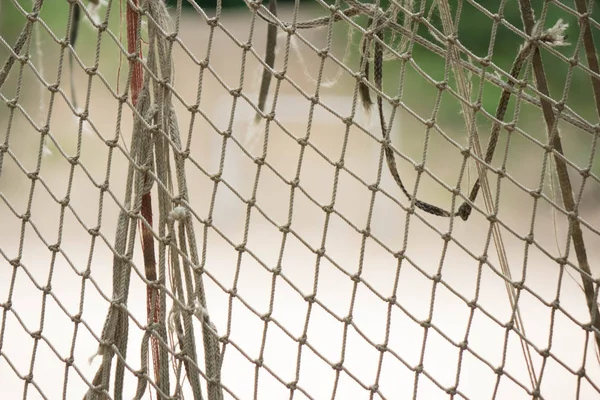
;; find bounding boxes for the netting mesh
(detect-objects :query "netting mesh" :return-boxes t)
[1,0,600,398]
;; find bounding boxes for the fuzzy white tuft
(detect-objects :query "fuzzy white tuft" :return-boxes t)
[168,206,188,221]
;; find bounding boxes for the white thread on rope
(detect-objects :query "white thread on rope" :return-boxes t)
[193,299,219,338]
[168,205,188,221]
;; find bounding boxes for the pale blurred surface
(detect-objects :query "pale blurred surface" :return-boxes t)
[1,4,600,400]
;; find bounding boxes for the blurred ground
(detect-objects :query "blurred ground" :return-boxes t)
[1,3,600,399]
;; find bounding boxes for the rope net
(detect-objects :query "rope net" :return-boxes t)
[1,0,600,398]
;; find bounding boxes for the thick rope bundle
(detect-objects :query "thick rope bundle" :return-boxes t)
[85,1,222,399]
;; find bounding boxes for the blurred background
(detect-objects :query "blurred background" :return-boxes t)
[1,1,600,399]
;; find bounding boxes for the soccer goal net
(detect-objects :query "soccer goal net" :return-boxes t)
[1,0,600,399]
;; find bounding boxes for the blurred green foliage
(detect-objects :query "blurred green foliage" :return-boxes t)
[169,0,598,114]
[2,0,599,131]
[172,0,249,9]
[169,0,600,173]
[1,0,599,179]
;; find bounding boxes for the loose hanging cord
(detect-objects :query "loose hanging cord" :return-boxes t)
[255,0,278,123]
[68,1,81,111]
[372,21,453,217]
[255,4,572,220]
